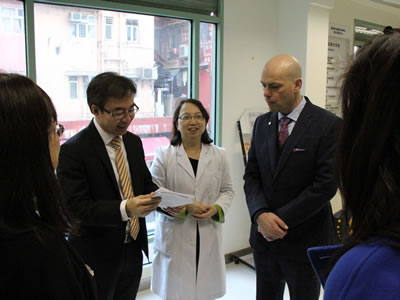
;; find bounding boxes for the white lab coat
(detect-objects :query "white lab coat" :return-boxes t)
[150,144,234,300]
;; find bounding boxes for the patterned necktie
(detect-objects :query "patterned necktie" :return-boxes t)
[279,117,291,147]
[110,136,140,240]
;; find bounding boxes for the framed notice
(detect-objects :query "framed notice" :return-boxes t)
[237,110,263,167]
[326,24,350,117]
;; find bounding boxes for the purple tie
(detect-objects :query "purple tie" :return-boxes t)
[279,117,291,147]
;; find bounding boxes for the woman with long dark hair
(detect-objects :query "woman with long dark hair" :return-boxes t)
[0,73,97,299]
[323,27,400,299]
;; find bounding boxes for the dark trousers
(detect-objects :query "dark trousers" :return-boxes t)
[253,247,320,300]
[95,241,143,300]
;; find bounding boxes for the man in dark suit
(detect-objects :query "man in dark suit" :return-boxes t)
[244,55,340,300]
[57,72,160,300]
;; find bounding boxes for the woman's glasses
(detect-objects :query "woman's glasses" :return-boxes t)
[178,114,205,122]
[56,124,65,137]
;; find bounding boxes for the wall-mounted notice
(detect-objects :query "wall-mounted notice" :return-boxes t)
[237,110,264,166]
[326,24,350,117]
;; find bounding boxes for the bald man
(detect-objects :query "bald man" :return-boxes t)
[244,55,340,300]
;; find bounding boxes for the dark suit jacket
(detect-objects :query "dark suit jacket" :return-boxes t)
[57,120,158,268]
[0,231,97,300]
[244,97,340,259]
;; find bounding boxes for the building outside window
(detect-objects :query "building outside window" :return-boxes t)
[1,6,23,34]
[126,18,138,42]
[69,12,95,38]
[105,16,113,40]
[0,0,26,74]
[82,75,90,98]
[69,76,78,99]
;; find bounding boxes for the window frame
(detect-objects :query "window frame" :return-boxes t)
[68,11,96,39]
[125,18,138,42]
[68,75,78,99]
[1,6,24,34]
[104,16,113,40]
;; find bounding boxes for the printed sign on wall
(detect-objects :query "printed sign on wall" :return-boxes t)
[326,24,351,117]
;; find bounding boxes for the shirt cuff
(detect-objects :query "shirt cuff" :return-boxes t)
[253,209,268,224]
[211,205,225,223]
[120,199,129,221]
[175,208,189,219]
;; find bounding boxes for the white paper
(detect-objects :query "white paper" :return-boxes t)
[153,187,195,208]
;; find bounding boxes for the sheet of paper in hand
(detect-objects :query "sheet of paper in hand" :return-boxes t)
[153,187,195,208]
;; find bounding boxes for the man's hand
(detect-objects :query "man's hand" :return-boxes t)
[126,192,161,217]
[257,212,288,242]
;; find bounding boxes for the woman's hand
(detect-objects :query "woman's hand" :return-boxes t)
[163,205,186,216]
[189,203,217,220]
[186,201,206,215]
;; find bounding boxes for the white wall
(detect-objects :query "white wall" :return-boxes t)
[222,0,400,253]
[221,0,334,254]
[220,0,400,255]
[279,0,309,90]
[305,5,330,107]
[221,0,279,254]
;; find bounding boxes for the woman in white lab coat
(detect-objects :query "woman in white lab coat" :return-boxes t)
[150,99,234,300]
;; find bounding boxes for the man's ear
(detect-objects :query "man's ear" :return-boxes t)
[294,78,302,93]
[90,104,100,116]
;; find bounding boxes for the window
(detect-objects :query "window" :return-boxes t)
[69,76,78,99]
[1,6,23,34]
[88,16,95,38]
[126,19,138,42]
[82,75,89,98]
[0,0,26,74]
[35,4,195,162]
[105,16,113,40]
[199,23,216,136]
[169,32,180,48]
[69,12,95,39]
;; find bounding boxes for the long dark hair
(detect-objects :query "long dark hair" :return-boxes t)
[335,28,400,260]
[170,98,213,146]
[0,73,72,240]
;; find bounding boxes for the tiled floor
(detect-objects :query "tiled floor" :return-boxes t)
[137,257,324,300]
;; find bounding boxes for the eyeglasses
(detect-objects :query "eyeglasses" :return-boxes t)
[178,114,205,122]
[56,124,64,137]
[102,103,139,120]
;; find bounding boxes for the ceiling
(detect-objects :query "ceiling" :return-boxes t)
[368,0,400,10]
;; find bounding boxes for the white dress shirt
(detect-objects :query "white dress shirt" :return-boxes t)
[278,96,306,135]
[93,118,130,221]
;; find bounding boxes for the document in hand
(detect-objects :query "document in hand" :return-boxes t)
[153,187,195,208]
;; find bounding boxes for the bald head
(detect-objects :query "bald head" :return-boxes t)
[260,54,303,115]
[263,54,302,81]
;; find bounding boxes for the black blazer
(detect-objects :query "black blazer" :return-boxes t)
[57,120,158,265]
[0,231,97,300]
[244,98,340,259]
